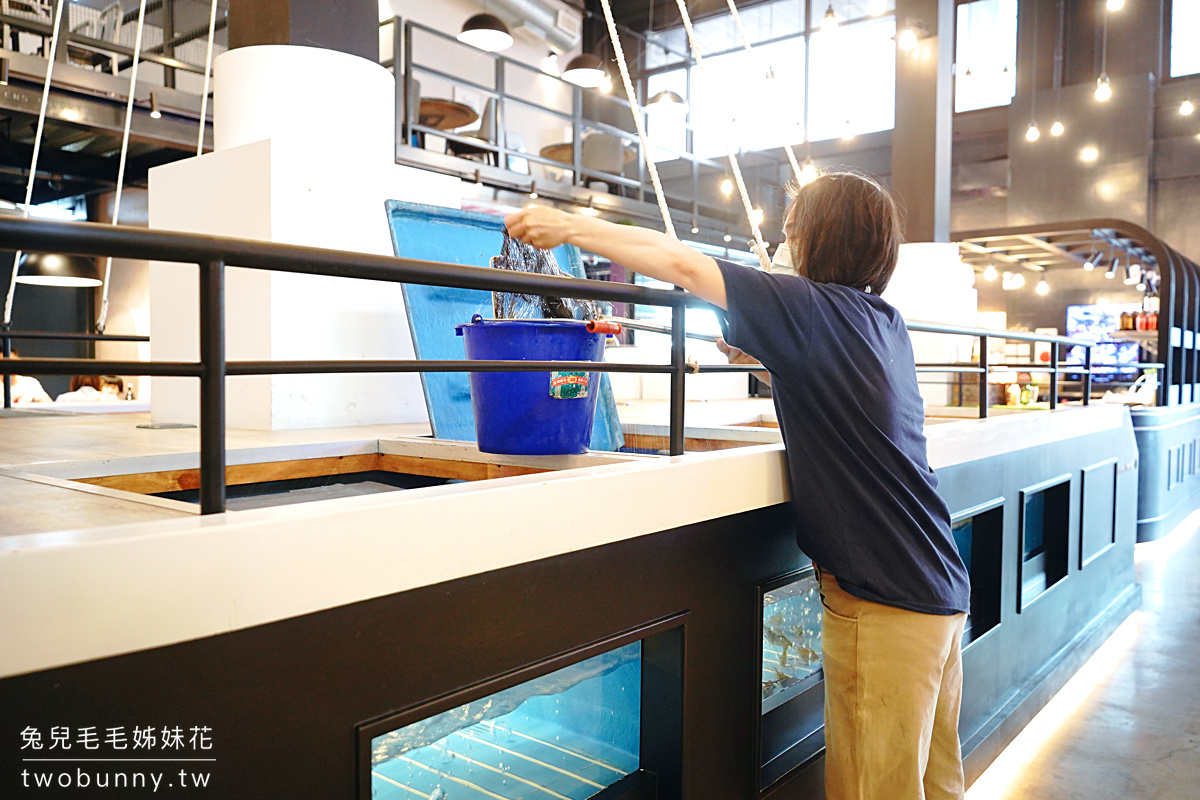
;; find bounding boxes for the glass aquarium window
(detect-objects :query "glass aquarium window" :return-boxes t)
[1171,0,1200,78]
[806,16,896,142]
[954,0,1018,113]
[370,642,641,800]
[762,572,822,710]
[951,504,1003,645]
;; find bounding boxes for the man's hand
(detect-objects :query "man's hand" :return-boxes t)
[717,337,771,385]
[505,206,578,250]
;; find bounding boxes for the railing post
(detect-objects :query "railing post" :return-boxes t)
[1083,345,1092,406]
[669,302,686,455]
[199,259,226,515]
[1049,343,1058,410]
[978,334,989,419]
[2,331,11,409]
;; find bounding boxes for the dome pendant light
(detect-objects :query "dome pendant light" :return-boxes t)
[561,53,606,88]
[1095,74,1112,101]
[821,3,838,32]
[15,253,102,288]
[458,14,513,52]
[646,89,687,116]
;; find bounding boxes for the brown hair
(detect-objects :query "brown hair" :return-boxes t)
[71,374,102,392]
[783,171,904,294]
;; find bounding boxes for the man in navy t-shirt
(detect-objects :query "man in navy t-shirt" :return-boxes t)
[507,171,971,800]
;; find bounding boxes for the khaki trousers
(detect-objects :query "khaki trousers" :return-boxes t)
[819,570,967,800]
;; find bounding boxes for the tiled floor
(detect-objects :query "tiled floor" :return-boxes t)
[967,511,1200,800]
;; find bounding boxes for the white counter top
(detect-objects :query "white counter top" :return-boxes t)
[0,403,1130,679]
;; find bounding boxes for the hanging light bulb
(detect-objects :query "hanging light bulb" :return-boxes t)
[896,27,919,53]
[599,73,613,94]
[821,3,838,32]
[983,264,998,281]
[720,178,733,197]
[750,208,765,226]
[1080,145,1099,162]
[1181,99,1195,116]
[799,159,819,186]
[765,65,776,81]
[1105,0,1124,10]
[1095,74,1112,102]
[1050,120,1065,136]
[458,14,513,52]
[1036,279,1050,295]
[1025,122,1041,142]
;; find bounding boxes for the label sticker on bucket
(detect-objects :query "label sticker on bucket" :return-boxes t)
[550,371,589,399]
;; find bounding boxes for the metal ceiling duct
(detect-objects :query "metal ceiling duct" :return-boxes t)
[485,0,582,55]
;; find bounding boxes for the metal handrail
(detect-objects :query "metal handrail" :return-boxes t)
[0,216,1111,515]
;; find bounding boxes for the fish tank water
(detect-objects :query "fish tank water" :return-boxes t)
[370,642,642,799]
[762,572,823,711]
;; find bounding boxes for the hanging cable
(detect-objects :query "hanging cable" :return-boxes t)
[3,0,69,328]
[597,0,677,240]
[97,0,150,334]
[196,0,219,156]
[673,0,771,270]
[723,0,805,185]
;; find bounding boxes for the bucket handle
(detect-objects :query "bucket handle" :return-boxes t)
[586,320,623,335]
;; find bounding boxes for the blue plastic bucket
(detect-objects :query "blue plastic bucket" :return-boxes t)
[455,316,607,455]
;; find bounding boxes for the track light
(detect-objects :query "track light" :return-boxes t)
[983,264,998,281]
[578,197,598,216]
[720,178,733,197]
[1050,120,1065,136]
[1025,122,1040,142]
[1083,253,1097,271]
[458,13,513,52]
[1105,258,1118,279]
[149,92,161,119]
[1036,279,1050,295]
[690,217,699,235]
[1095,75,1112,102]
[528,181,538,199]
[821,3,838,32]
[1181,99,1195,116]
[723,232,732,243]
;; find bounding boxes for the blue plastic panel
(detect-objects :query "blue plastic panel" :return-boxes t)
[384,200,624,451]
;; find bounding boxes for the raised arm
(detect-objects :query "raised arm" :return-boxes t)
[504,206,727,309]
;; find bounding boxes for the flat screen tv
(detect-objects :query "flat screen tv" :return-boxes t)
[1064,303,1142,383]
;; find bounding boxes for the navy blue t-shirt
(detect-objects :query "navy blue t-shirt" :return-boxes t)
[717,259,969,616]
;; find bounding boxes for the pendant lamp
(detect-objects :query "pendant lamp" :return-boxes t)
[561,54,606,88]
[16,253,102,287]
[458,14,513,52]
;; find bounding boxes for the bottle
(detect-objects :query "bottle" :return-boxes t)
[125,383,134,400]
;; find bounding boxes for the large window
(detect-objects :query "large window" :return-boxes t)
[643,0,895,160]
[954,0,1018,113]
[807,17,895,142]
[1171,0,1200,78]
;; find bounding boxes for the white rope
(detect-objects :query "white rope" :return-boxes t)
[97,0,150,334]
[723,0,806,186]
[597,0,677,240]
[675,0,771,270]
[196,0,218,156]
[3,0,69,327]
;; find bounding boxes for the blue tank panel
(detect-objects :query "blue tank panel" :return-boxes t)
[385,200,624,451]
